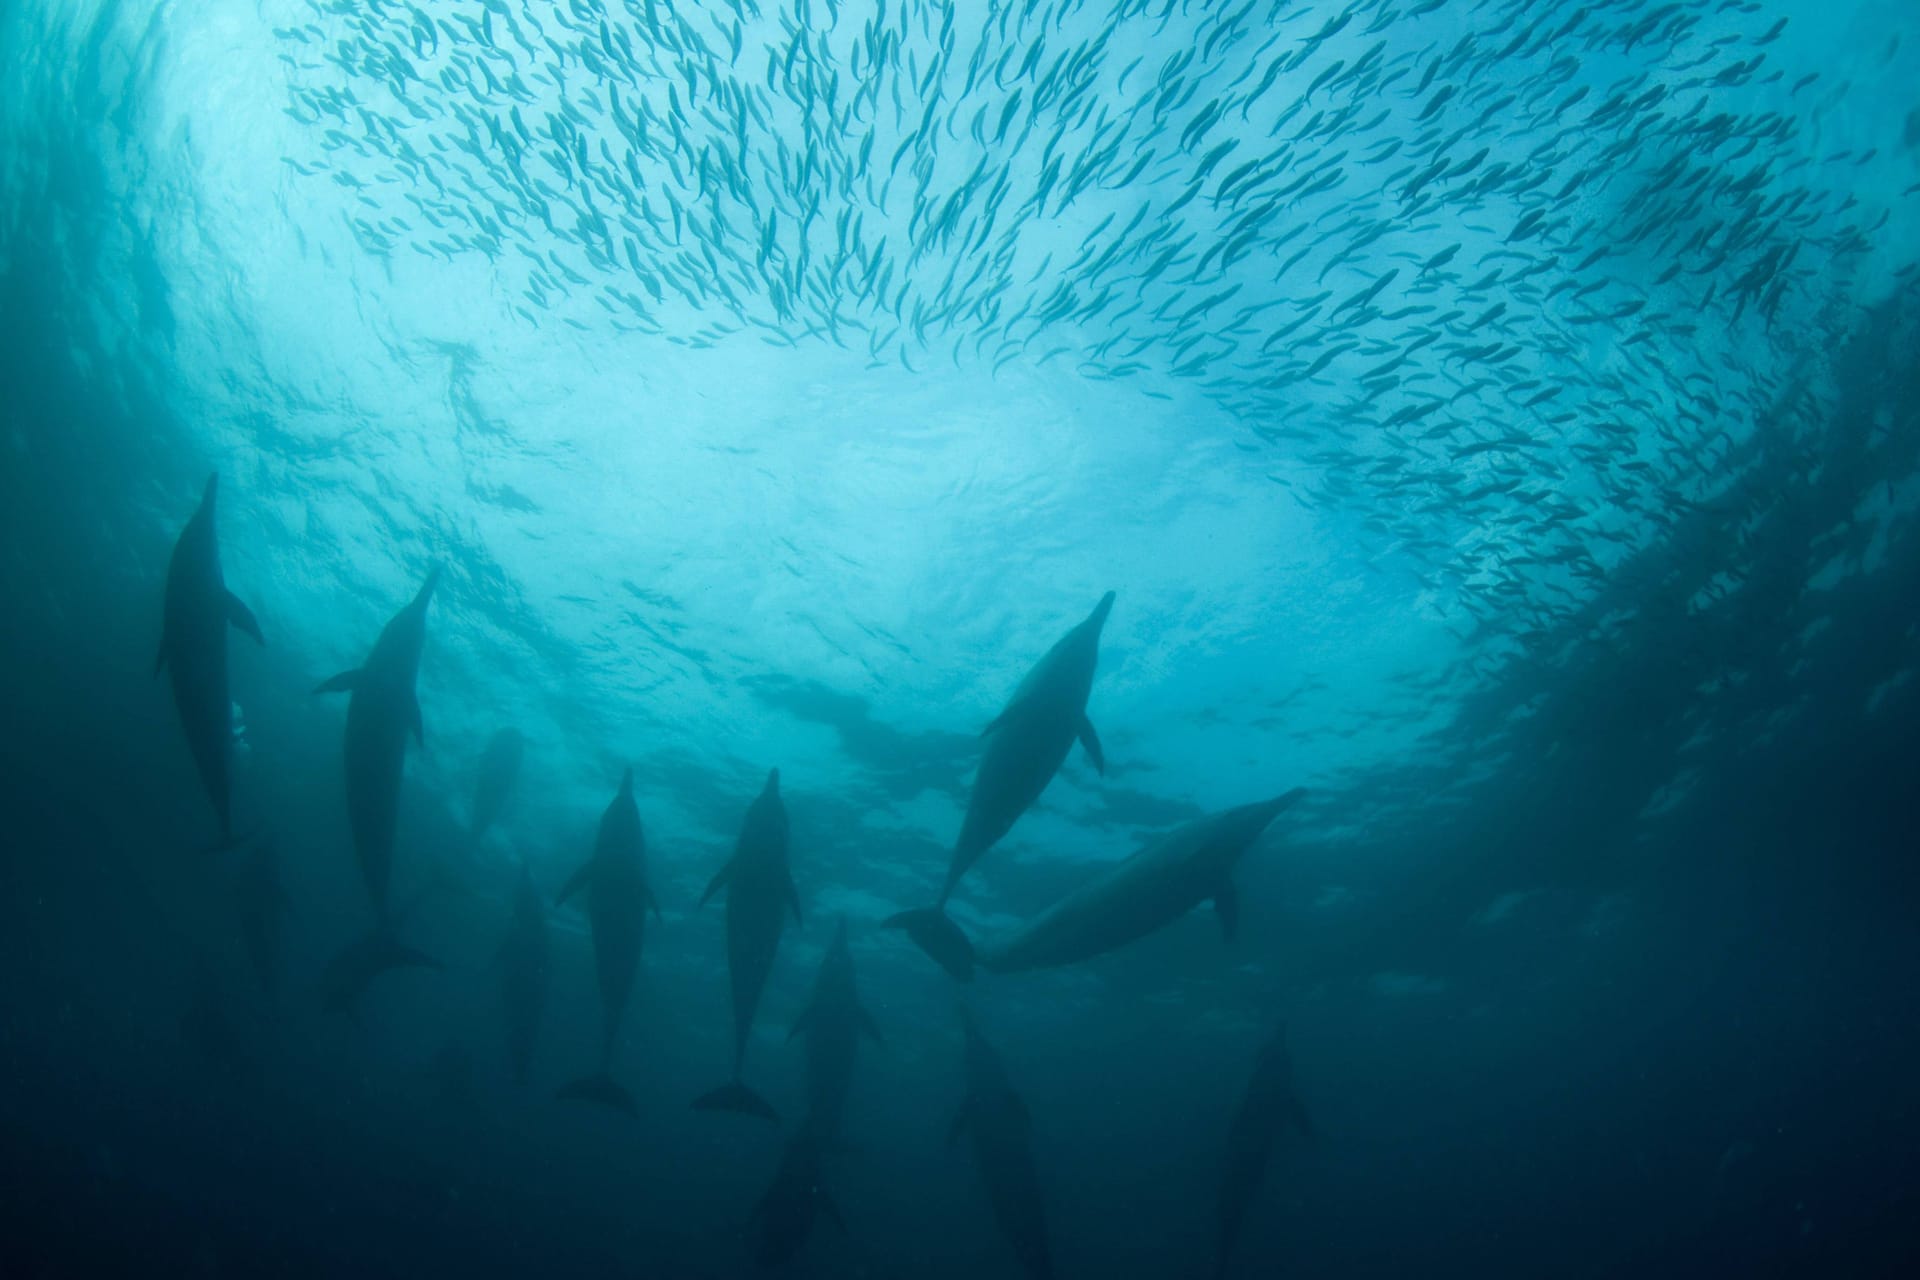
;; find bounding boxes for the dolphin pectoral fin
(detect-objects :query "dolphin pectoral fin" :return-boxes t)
[153,637,168,677]
[1214,881,1240,943]
[788,1006,812,1043]
[691,1079,780,1122]
[858,1006,884,1045]
[225,591,264,645]
[408,692,425,749]
[321,928,438,1012]
[313,668,361,695]
[1077,714,1106,774]
[947,1097,973,1147]
[882,908,976,982]
[556,858,594,907]
[646,887,663,921]
[698,859,735,908]
[1261,788,1309,822]
[786,875,803,925]
[556,1073,637,1117]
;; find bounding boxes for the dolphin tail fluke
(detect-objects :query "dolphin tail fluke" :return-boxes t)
[691,1079,780,1122]
[882,907,976,982]
[556,1072,637,1117]
[323,927,440,1012]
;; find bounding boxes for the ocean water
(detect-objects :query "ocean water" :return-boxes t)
[2,0,1917,1275]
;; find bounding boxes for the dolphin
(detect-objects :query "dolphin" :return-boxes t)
[155,473,262,843]
[788,917,882,1140]
[747,1125,845,1268]
[693,767,796,1122]
[470,727,525,846]
[313,565,441,1004]
[970,790,1307,975]
[236,837,291,999]
[318,884,439,1015]
[555,767,657,1116]
[497,859,549,1089]
[951,1006,1053,1280]
[887,591,1115,980]
[1217,1022,1315,1278]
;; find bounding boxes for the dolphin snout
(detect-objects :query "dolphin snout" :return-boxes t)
[1089,590,1116,627]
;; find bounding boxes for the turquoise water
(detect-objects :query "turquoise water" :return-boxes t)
[2,0,1917,1275]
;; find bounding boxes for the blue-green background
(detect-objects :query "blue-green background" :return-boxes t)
[2,0,1917,1275]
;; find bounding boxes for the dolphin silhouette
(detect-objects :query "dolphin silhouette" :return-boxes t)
[693,768,796,1122]
[888,592,1114,980]
[951,1005,1053,1279]
[748,1125,845,1267]
[1217,1021,1315,1277]
[314,565,441,1004]
[789,917,882,1140]
[155,473,262,843]
[554,767,657,1116]
[470,727,525,846]
[971,790,1306,975]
